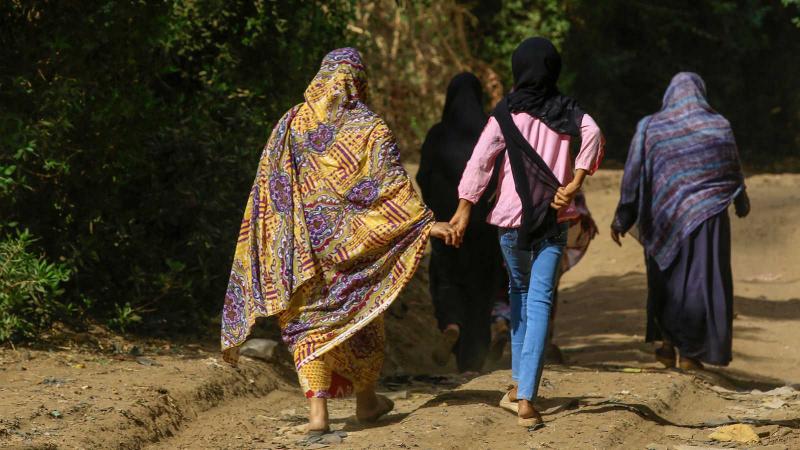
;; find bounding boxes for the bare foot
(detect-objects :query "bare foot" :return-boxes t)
[517,399,543,427]
[356,391,394,423]
[307,397,330,433]
[432,324,460,366]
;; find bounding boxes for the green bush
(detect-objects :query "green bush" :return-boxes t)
[0,1,357,331]
[0,230,70,341]
[107,302,142,333]
[561,0,800,163]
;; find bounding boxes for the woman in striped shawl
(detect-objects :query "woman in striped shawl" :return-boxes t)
[611,72,750,370]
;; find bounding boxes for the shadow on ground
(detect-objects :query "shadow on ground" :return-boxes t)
[555,272,800,387]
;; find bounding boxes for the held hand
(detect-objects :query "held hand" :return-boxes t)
[449,211,469,243]
[610,227,625,247]
[430,222,458,247]
[551,181,581,210]
[448,199,473,248]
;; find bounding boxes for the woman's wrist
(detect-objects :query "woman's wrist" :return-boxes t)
[456,198,474,212]
[569,169,588,192]
[575,168,589,180]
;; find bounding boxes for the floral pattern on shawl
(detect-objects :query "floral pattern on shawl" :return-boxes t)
[221,48,433,367]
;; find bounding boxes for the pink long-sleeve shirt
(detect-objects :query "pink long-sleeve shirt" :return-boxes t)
[458,113,604,227]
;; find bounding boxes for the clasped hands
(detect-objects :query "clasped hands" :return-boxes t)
[430,180,582,248]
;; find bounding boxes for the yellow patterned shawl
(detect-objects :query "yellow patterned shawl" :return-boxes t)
[221,48,433,367]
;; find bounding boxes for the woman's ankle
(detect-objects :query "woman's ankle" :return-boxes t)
[356,389,394,422]
[307,397,329,431]
[517,399,539,418]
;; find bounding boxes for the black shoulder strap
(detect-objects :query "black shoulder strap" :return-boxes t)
[493,98,561,248]
[493,99,560,188]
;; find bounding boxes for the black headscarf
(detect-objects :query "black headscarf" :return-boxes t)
[506,37,584,137]
[492,37,585,249]
[417,72,492,224]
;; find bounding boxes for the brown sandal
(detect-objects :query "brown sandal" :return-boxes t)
[679,356,704,370]
[655,347,676,368]
[517,410,543,427]
[499,392,518,414]
[517,416,544,427]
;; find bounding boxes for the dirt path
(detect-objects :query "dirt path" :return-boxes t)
[2,171,799,449]
[0,339,297,449]
[143,366,800,449]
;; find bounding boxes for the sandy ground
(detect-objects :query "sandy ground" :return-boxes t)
[1,170,799,449]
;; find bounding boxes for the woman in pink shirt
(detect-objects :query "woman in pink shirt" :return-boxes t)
[450,37,604,426]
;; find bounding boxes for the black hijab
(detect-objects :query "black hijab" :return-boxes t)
[492,37,584,249]
[417,72,492,226]
[505,37,584,137]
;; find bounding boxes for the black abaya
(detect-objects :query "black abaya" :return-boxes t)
[417,73,501,372]
[646,210,734,366]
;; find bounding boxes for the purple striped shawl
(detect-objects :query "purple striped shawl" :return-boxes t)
[615,72,744,270]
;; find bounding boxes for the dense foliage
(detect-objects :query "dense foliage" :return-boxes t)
[562,0,800,168]
[0,0,356,337]
[354,0,800,165]
[350,0,573,156]
[0,230,70,341]
[0,0,797,340]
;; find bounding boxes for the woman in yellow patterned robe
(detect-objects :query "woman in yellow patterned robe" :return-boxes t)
[221,48,455,433]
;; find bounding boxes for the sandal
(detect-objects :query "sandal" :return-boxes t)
[517,409,543,427]
[655,346,676,368]
[517,416,544,427]
[305,428,331,437]
[679,356,704,371]
[302,427,332,444]
[499,391,518,414]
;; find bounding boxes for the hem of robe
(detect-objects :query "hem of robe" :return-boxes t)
[296,220,433,370]
[644,210,733,367]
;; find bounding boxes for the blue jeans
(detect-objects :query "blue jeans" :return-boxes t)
[499,224,567,401]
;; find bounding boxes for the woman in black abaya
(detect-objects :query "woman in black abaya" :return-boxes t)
[417,72,501,373]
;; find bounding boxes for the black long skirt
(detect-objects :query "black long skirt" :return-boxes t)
[429,233,501,372]
[645,210,733,366]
